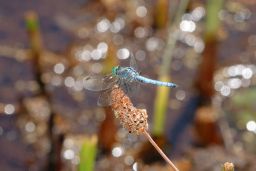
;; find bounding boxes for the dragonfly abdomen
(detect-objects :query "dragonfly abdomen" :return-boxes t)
[136,75,177,88]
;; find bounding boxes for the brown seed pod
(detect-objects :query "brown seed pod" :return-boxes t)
[110,86,148,134]
[109,85,179,171]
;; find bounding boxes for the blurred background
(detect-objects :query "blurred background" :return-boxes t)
[0,0,256,170]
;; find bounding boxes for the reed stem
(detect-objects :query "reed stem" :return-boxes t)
[143,131,179,171]
[79,136,98,171]
[160,0,190,75]
[153,0,190,136]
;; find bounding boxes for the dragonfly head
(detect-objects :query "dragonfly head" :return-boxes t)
[112,66,119,76]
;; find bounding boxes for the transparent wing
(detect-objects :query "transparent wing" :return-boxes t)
[129,81,141,96]
[129,53,138,71]
[97,89,112,106]
[83,74,117,91]
[119,79,140,98]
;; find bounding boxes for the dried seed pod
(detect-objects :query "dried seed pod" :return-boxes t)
[110,87,148,134]
[110,86,179,171]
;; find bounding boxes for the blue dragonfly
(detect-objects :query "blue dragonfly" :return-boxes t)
[84,54,177,106]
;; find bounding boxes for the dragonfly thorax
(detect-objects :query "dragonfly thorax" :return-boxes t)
[114,66,139,82]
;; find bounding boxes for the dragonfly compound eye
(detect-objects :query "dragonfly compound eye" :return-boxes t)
[112,66,119,76]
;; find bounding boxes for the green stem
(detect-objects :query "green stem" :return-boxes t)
[152,0,190,136]
[25,11,43,56]
[160,0,190,75]
[205,0,223,40]
[79,136,98,171]
[153,76,171,135]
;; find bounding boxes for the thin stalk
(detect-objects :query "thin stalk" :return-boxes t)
[143,131,179,171]
[25,11,61,171]
[160,0,190,75]
[153,0,190,136]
